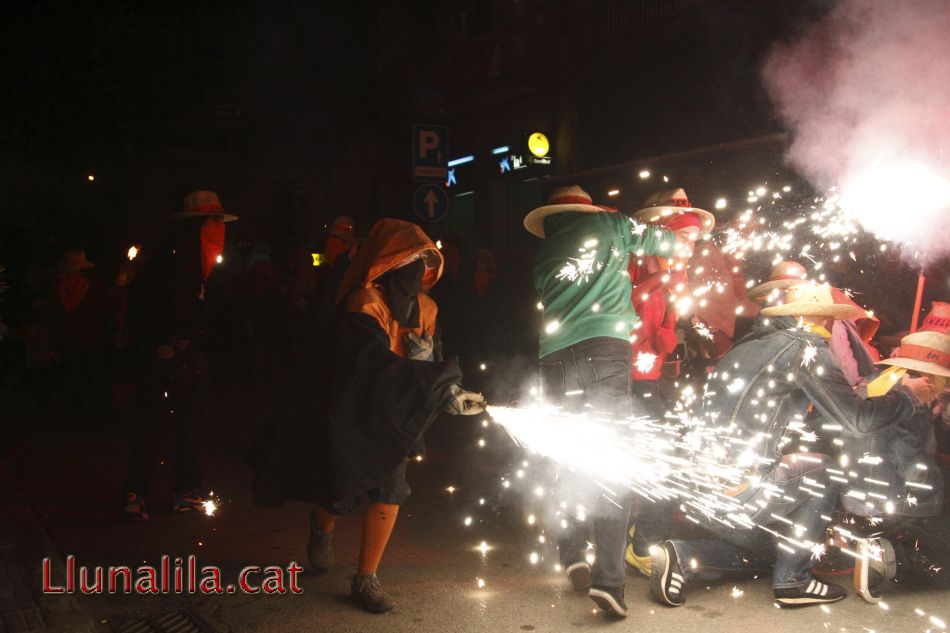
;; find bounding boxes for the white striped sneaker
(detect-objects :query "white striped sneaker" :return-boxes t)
[854,537,897,604]
[774,578,846,607]
[650,541,686,606]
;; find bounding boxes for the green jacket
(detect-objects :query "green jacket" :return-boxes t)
[533,211,673,358]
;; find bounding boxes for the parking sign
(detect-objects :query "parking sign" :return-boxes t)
[412,124,449,183]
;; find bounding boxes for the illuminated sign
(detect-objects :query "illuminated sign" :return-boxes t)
[527,132,550,158]
[447,155,474,167]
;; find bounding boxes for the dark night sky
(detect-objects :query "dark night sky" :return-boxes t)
[1,1,377,159]
[1,1,378,268]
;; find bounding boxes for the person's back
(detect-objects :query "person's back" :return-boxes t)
[534,211,671,358]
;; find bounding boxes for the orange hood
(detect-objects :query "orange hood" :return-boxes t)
[335,218,443,306]
[830,287,880,343]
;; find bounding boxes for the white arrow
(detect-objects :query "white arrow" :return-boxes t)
[424,190,440,218]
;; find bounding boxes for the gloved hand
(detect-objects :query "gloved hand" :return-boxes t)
[444,385,486,416]
[404,331,435,361]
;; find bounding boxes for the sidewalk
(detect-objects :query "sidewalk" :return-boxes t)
[0,458,95,633]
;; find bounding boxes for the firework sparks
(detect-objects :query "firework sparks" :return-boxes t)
[693,321,714,340]
[635,352,658,375]
[801,342,817,368]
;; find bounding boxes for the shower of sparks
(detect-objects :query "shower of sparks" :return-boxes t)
[635,352,658,375]
[556,252,598,284]
[801,342,818,368]
[630,219,648,236]
[202,499,218,517]
[693,321,714,340]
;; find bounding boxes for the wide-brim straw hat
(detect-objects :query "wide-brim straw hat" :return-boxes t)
[57,249,95,275]
[172,190,239,222]
[748,260,809,301]
[632,188,715,236]
[877,330,950,378]
[523,185,608,238]
[760,282,866,320]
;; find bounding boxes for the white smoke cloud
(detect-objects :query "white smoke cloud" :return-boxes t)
[763,0,950,263]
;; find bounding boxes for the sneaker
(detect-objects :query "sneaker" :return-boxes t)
[650,541,686,606]
[589,585,629,618]
[171,489,203,513]
[350,573,395,613]
[854,537,897,604]
[307,515,333,575]
[624,525,652,577]
[566,561,591,593]
[124,492,148,521]
[774,579,846,607]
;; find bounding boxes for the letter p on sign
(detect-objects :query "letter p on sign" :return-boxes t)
[419,130,440,158]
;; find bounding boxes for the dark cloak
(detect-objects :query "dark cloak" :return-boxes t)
[249,299,460,511]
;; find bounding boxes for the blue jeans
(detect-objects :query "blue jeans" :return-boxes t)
[669,453,837,590]
[540,337,632,589]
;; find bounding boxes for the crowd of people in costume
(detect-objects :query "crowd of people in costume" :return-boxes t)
[1,184,947,618]
[525,185,949,618]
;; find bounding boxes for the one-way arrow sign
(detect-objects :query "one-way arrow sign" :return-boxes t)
[413,184,449,222]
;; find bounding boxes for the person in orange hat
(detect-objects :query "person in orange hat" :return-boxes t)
[846,329,950,603]
[251,218,484,613]
[623,190,713,577]
[309,216,363,342]
[651,283,934,610]
[324,215,357,266]
[525,185,697,618]
[123,191,237,520]
[750,260,881,386]
[50,249,110,429]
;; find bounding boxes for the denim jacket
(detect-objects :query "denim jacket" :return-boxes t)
[839,378,943,517]
[700,316,925,474]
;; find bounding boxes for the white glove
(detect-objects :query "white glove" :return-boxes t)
[444,385,486,416]
[404,331,434,361]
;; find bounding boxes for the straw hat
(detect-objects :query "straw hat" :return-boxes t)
[877,330,950,378]
[748,260,809,302]
[328,215,356,241]
[523,186,609,238]
[760,282,866,320]
[56,250,95,275]
[632,188,715,236]
[172,190,238,222]
[921,301,950,336]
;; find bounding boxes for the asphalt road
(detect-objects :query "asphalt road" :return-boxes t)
[4,364,949,633]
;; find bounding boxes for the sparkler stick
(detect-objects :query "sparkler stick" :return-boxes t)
[910,270,926,332]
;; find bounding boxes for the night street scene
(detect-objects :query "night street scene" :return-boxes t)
[2,1,950,632]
